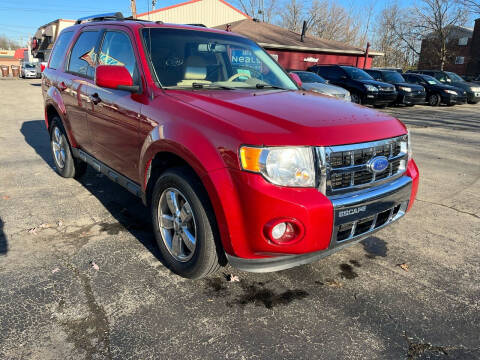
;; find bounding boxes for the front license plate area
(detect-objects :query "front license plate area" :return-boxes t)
[335,200,397,225]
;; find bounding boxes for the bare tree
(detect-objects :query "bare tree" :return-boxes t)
[233,0,278,22]
[456,0,480,14]
[414,0,469,69]
[0,35,20,50]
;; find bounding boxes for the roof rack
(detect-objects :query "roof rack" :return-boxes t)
[75,12,124,24]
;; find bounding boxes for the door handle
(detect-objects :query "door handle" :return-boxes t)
[89,93,101,105]
[58,81,67,91]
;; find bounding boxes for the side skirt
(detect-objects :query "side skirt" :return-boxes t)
[72,148,143,198]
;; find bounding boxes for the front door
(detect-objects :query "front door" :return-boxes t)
[86,28,142,183]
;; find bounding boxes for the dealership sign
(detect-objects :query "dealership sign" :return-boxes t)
[304,57,319,63]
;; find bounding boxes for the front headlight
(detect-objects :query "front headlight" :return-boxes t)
[444,89,457,95]
[398,86,412,92]
[364,84,378,92]
[240,146,316,187]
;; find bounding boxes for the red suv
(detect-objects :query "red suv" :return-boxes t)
[42,13,419,279]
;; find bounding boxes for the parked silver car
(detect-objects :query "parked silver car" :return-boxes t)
[21,63,39,79]
[291,71,351,101]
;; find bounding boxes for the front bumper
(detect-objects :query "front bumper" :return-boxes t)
[400,92,426,105]
[225,160,419,272]
[365,91,398,105]
[467,91,480,103]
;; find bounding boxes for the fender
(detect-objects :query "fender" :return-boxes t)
[45,86,78,148]
[138,123,242,255]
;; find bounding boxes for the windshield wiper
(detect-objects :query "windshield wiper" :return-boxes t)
[255,84,288,90]
[192,83,236,90]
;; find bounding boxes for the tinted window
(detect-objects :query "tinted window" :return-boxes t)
[383,71,405,83]
[421,75,441,85]
[315,66,344,80]
[366,70,382,81]
[49,31,74,70]
[342,66,374,80]
[68,31,100,78]
[295,71,326,83]
[99,31,138,82]
[446,72,464,82]
[404,75,420,84]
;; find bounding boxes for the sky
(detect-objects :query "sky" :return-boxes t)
[0,0,472,45]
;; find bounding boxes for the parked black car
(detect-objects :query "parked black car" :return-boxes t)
[308,65,397,107]
[403,73,467,106]
[407,70,479,104]
[365,69,426,106]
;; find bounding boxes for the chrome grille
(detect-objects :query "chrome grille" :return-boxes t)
[318,135,408,196]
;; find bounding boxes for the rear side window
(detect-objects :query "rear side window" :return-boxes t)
[49,31,74,70]
[68,31,100,78]
[99,31,138,83]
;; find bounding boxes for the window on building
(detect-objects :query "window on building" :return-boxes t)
[49,31,74,70]
[67,31,100,78]
[455,56,465,65]
[99,31,138,82]
[458,37,469,46]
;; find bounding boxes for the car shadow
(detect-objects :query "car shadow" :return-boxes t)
[20,120,162,263]
[0,217,7,255]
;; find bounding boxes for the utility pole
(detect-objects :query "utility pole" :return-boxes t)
[130,0,137,19]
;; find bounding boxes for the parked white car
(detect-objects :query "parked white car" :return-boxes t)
[291,71,351,101]
[21,63,39,79]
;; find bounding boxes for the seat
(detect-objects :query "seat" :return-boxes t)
[177,55,211,87]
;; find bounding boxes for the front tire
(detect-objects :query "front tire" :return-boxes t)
[49,117,86,178]
[428,94,441,106]
[151,168,221,279]
[350,92,363,104]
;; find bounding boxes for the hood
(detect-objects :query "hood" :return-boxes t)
[359,79,395,89]
[451,81,480,91]
[166,89,406,146]
[394,83,425,91]
[302,82,349,96]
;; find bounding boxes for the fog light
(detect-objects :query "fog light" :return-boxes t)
[264,219,304,245]
[272,222,287,240]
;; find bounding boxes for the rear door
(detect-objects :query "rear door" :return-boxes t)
[85,27,142,182]
[62,29,102,153]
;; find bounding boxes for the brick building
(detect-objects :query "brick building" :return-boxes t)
[418,18,480,76]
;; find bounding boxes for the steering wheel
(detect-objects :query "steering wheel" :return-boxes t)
[228,72,251,82]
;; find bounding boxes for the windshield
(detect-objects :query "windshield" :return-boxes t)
[294,71,326,84]
[383,71,405,83]
[422,75,441,85]
[25,64,36,69]
[446,72,464,82]
[141,28,297,90]
[342,66,374,81]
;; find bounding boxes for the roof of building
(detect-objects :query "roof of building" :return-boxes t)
[138,0,250,19]
[214,19,383,56]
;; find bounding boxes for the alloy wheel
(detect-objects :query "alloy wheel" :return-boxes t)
[51,127,66,169]
[158,188,197,262]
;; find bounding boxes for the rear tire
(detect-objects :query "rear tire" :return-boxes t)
[49,117,87,179]
[428,94,441,106]
[151,167,221,279]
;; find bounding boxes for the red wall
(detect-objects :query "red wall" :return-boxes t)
[266,49,373,71]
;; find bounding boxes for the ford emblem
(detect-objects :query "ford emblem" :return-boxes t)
[367,156,389,174]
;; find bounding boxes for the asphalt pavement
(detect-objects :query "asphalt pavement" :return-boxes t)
[0,79,479,360]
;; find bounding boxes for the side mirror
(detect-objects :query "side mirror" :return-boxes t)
[95,65,139,92]
[289,72,302,88]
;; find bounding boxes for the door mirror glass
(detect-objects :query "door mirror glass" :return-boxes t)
[95,65,138,92]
